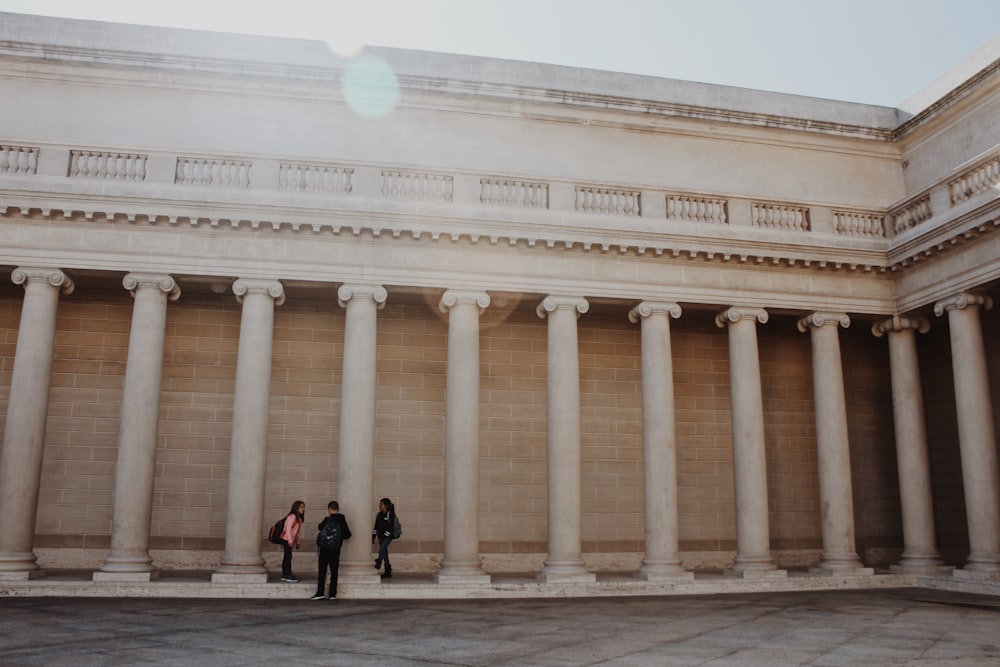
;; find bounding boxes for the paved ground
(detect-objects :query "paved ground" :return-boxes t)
[0,588,998,666]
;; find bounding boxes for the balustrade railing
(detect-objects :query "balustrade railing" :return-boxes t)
[949,154,1000,205]
[175,157,252,188]
[751,202,810,231]
[891,195,932,234]
[835,210,885,238]
[666,194,727,223]
[381,170,453,201]
[280,163,353,194]
[69,151,147,181]
[575,186,640,216]
[0,144,39,175]
[480,178,548,208]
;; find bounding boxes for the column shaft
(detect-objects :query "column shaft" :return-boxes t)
[213,279,284,581]
[537,296,594,582]
[337,284,386,581]
[935,294,1000,574]
[96,274,180,581]
[631,302,691,580]
[873,316,947,573]
[0,268,73,578]
[717,307,782,577]
[798,312,869,574]
[437,291,490,583]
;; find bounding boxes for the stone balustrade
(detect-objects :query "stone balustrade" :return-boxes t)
[0,144,39,175]
[175,157,252,189]
[480,178,548,209]
[279,163,353,194]
[381,170,453,201]
[665,195,728,224]
[9,140,1000,257]
[69,151,147,181]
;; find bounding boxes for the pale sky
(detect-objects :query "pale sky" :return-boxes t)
[2,0,999,108]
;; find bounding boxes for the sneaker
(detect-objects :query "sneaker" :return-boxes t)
[281,576,300,583]
[310,593,325,600]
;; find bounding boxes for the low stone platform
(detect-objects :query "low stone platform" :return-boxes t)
[5,568,996,601]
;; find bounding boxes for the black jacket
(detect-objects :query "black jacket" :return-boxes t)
[373,510,395,542]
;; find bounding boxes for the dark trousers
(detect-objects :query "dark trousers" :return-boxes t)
[281,543,294,577]
[376,537,393,569]
[317,547,342,597]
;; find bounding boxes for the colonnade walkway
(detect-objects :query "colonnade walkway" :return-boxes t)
[1,586,998,665]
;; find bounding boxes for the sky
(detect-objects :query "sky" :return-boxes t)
[2,0,999,108]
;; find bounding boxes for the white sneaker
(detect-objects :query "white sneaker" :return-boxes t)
[310,593,325,600]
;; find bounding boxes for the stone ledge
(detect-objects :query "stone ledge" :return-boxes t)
[0,569,921,600]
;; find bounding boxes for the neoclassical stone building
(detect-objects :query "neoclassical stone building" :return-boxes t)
[0,13,998,594]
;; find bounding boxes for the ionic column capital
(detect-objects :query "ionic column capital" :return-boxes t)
[797,311,850,333]
[123,273,181,301]
[871,314,929,338]
[233,279,284,306]
[715,306,767,328]
[536,295,588,319]
[11,267,74,295]
[337,283,387,309]
[629,301,681,323]
[439,290,490,314]
[934,292,993,317]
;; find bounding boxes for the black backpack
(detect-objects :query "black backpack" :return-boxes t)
[316,517,343,549]
[268,516,287,545]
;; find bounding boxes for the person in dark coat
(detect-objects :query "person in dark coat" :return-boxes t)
[372,497,396,578]
[312,500,351,600]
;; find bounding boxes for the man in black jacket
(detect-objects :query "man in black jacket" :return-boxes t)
[312,500,352,600]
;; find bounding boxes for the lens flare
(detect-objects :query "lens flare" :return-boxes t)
[341,53,400,118]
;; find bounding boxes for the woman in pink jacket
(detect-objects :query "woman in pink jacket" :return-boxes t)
[280,500,305,582]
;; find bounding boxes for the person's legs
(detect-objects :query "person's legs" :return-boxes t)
[328,548,341,598]
[316,549,330,596]
[379,537,393,577]
[281,543,294,578]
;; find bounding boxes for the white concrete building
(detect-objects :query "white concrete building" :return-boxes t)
[0,13,998,596]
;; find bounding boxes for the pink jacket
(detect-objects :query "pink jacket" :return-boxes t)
[281,513,302,548]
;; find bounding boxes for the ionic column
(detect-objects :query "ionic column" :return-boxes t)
[797,312,871,574]
[536,295,595,582]
[716,307,784,578]
[436,290,491,584]
[0,268,74,580]
[934,293,1000,577]
[872,315,949,573]
[95,274,180,582]
[336,284,386,581]
[630,302,692,580]
[213,279,284,582]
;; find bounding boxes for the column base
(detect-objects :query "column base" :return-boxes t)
[960,555,1000,574]
[0,568,46,581]
[810,565,874,576]
[211,572,269,583]
[890,563,954,575]
[435,573,492,585]
[953,568,1000,582]
[725,567,787,579]
[93,570,160,583]
[635,568,694,582]
[726,553,783,578]
[538,558,595,583]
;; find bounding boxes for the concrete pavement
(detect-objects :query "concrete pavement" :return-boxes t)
[1,588,999,666]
